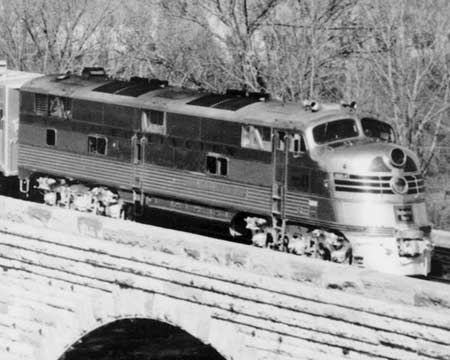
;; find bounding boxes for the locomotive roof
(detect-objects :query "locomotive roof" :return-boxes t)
[21,73,354,131]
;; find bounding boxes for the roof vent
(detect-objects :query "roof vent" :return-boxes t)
[81,67,106,79]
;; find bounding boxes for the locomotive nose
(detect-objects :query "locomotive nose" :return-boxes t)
[320,142,419,175]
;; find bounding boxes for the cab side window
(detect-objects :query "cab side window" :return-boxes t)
[290,133,306,156]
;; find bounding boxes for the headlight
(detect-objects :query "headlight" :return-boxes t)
[390,148,406,167]
[390,176,408,194]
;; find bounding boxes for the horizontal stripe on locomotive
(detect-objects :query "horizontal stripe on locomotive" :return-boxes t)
[18,144,133,187]
[285,213,396,236]
[139,166,272,212]
[284,191,396,236]
[284,193,319,218]
[18,144,272,213]
[334,174,424,195]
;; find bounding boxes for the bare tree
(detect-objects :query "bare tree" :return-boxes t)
[155,0,286,91]
[262,0,360,101]
[0,0,116,73]
[354,0,450,171]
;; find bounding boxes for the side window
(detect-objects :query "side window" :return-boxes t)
[49,96,72,119]
[46,129,56,146]
[88,135,107,155]
[241,125,272,151]
[206,154,228,176]
[35,94,48,115]
[290,133,306,156]
[142,110,166,134]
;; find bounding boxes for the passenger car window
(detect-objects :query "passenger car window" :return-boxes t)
[361,118,395,142]
[312,119,358,144]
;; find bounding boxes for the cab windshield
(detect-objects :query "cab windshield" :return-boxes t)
[312,119,359,144]
[361,118,395,142]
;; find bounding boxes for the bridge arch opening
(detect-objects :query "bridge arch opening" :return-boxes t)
[58,318,225,360]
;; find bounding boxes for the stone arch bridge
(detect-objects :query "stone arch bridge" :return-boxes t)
[0,196,450,360]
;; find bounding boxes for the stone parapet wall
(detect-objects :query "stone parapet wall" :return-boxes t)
[431,230,450,277]
[0,196,450,359]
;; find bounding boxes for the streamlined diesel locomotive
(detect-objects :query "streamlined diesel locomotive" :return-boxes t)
[0,67,433,275]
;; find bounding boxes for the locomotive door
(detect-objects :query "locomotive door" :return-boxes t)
[6,88,20,175]
[131,134,147,214]
[272,130,289,222]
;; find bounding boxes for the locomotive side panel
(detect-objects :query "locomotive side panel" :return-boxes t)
[73,99,140,130]
[200,118,241,146]
[18,144,134,189]
[284,151,337,225]
[139,163,272,215]
[20,97,136,162]
[20,91,35,113]
[166,113,201,139]
[18,92,136,189]
[19,88,275,216]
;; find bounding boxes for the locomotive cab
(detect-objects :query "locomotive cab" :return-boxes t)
[303,115,433,275]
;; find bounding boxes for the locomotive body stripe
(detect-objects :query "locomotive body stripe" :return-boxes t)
[18,144,396,235]
[284,191,396,236]
[139,166,272,212]
[18,144,133,186]
[285,192,317,218]
[18,144,272,214]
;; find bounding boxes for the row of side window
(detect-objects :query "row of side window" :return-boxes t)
[45,127,229,176]
[45,128,107,155]
[36,93,306,155]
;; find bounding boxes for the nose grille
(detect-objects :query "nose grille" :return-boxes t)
[334,174,424,194]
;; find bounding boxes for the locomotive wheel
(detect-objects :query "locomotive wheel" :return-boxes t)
[229,212,255,244]
[123,203,135,221]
